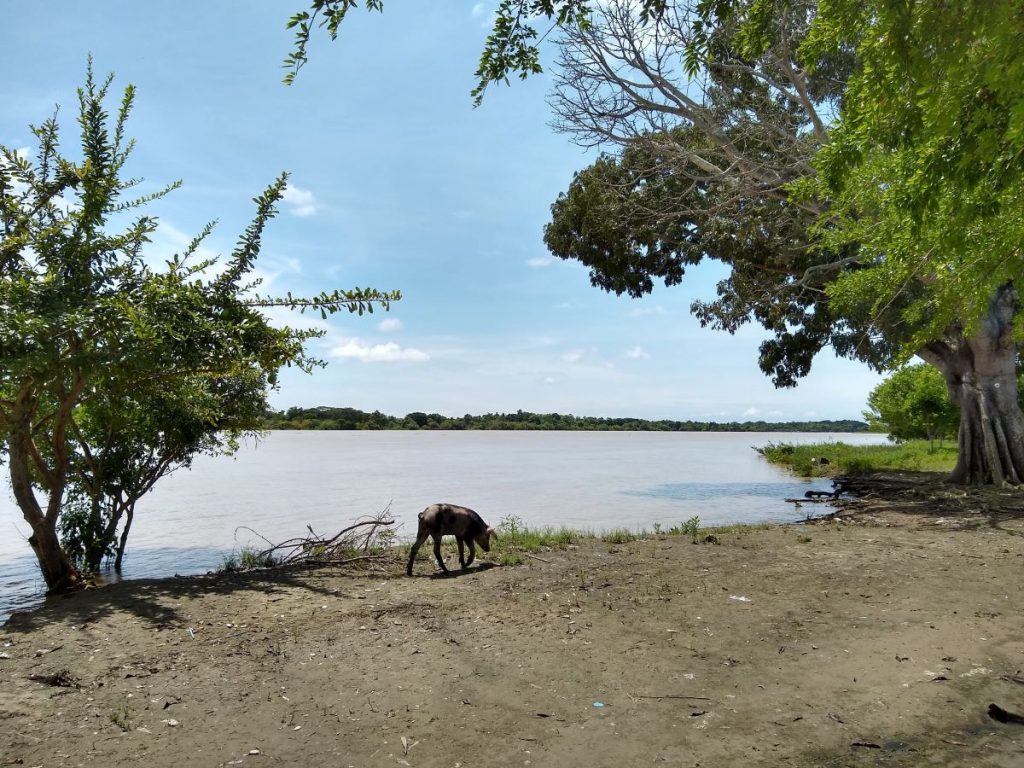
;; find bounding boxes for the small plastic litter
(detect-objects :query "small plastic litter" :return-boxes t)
[592,701,605,708]
[729,595,752,603]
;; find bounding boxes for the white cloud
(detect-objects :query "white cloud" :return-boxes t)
[377,317,403,332]
[471,2,496,29]
[742,407,761,418]
[331,338,429,363]
[625,346,650,360]
[282,183,320,217]
[561,349,585,363]
[526,256,553,268]
[543,377,556,384]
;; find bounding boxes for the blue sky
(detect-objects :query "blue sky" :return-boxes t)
[1,1,883,422]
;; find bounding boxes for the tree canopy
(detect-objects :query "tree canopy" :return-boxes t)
[263,405,867,433]
[0,65,399,589]
[805,0,1024,352]
[543,0,887,387]
[541,0,1024,484]
[863,364,959,447]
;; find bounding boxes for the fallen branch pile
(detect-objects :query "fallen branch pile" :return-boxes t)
[235,506,398,570]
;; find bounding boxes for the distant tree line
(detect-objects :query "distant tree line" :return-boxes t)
[262,407,868,433]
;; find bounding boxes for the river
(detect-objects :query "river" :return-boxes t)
[0,430,887,621]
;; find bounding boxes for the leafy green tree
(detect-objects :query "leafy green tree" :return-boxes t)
[542,0,1024,485]
[405,411,429,428]
[279,0,1023,484]
[282,0,667,103]
[863,364,959,449]
[799,0,1024,484]
[0,66,398,591]
[544,1,878,385]
[60,368,270,573]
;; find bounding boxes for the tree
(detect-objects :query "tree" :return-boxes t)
[282,0,667,103]
[863,364,959,449]
[802,0,1024,484]
[544,0,888,386]
[0,66,399,591]
[280,0,1023,483]
[60,368,270,573]
[542,0,1024,485]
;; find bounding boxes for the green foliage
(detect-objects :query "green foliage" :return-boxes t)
[493,514,580,555]
[602,528,636,544]
[221,546,277,572]
[109,700,135,732]
[759,440,957,476]
[58,493,116,571]
[263,405,868,433]
[806,0,1024,348]
[283,1,385,85]
[864,364,959,446]
[0,64,399,589]
[541,2,893,388]
[668,515,701,540]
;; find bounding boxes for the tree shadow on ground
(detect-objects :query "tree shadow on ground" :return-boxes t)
[3,551,404,634]
[837,471,1024,538]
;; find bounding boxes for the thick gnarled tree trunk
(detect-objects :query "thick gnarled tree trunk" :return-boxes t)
[7,392,83,593]
[9,442,83,592]
[919,283,1024,485]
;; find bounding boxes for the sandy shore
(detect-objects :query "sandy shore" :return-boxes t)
[2,472,1023,767]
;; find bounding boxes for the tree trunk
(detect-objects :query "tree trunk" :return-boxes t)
[8,443,83,592]
[919,283,1024,485]
[7,393,83,593]
[114,505,134,570]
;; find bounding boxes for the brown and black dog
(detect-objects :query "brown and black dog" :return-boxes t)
[406,503,495,576]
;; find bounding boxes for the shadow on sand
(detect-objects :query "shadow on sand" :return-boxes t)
[837,471,1024,537]
[2,549,401,634]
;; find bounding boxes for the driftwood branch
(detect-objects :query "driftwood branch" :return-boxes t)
[233,505,397,570]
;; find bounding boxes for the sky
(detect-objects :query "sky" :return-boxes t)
[0,1,884,422]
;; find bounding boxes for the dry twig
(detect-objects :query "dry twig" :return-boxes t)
[234,505,397,570]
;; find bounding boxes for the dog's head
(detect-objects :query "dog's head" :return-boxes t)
[476,526,496,552]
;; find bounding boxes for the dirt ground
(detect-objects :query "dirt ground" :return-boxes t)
[2,472,1024,768]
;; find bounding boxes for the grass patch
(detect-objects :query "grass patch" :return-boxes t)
[666,516,701,539]
[756,439,957,476]
[220,546,277,572]
[492,515,582,557]
[490,514,764,564]
[109,699,135,731]
[602,528,637,544]
[701,522,772,537]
